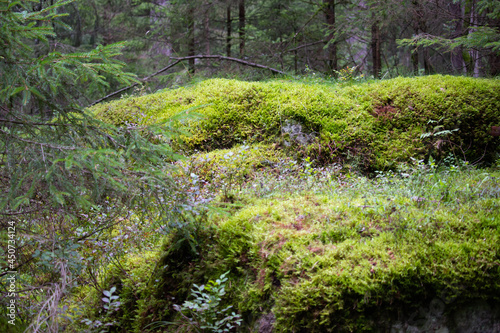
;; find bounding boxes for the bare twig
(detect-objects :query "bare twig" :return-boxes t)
[287,40,327,52]
[90,55,285,106]
[0,128,77,150]
[169,55,286,75]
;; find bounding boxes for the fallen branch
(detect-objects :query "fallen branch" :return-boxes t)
[170,55,286,75]
[89,59,183,106]
[90,55,285,106]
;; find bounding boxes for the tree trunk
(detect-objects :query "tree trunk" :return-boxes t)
[188,6,195,73]
[204,2,211,66]
[488,17,500,75]
[449,1,465,74]
[90,0,99,47]
[227,5,232,57]
[71,3,82,47]
[469,0,480,77]
[239,0,245,57]
[324,0,338,72]
[371,20,381,78]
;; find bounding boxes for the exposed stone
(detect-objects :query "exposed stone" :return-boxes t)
[258,312,276,333]
[281,119,316,146]
[391,299,500,333]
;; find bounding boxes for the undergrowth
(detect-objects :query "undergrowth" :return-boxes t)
[67,150,500,332]
[69,75,500,332]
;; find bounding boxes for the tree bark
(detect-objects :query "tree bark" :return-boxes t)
[239,0,245,57]
[371,20,381,78]
[449,1,465,74]
[324,0,338,72]
[188,6,195,73]
[71,3,82,47]
[90,0,99,47]
[487,5,500,75]
[204,2,211,57]
[227,5,232,57]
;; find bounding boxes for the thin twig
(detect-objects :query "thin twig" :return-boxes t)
[90,55,285,106]
[0,128,77,150]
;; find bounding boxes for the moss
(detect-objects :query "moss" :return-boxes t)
[85,76,500,332]
[91,75,500,170]
[179,144,289,187]
[85,166,500,332]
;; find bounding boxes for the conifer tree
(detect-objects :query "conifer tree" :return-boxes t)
[0,0,188,330]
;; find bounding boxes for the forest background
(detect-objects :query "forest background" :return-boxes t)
[51,0,500,93]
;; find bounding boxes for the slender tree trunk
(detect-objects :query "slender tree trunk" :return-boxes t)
[324,0,338,72]
[488,15,500,75]
[423,48,432,74]
[371,20,381,78]
[468,0,480,77]
[449,1,465,74]
[71,3,82,47]
[239,0,245,57]
[90,0,99,47]
[204,2,211,66]
[188,6,195,73]
[411,48,419,74]
[415,2,432,74]
[226,5,232,57]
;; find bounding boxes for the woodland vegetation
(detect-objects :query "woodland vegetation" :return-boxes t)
[1,0,500,332]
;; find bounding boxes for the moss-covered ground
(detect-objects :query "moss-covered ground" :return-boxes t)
[92,75,500,169]
[67,76,500,332]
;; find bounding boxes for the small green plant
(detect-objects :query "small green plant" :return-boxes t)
[147,271,242,333]
[334,65,364,84]
[81,287,121,332]
[420,117,459,140]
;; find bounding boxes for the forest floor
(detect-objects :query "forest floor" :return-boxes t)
[67,75,500,332]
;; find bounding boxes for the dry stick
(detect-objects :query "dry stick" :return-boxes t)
[171,55,286,75]
[89,59,182,107]
[288,40,327,53]
[90,55,285,106]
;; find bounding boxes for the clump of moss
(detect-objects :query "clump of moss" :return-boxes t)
[92,76,500,170]
[88,163,500,332]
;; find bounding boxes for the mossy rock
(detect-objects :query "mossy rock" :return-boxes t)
[89,167,500,332]
[91,75,500,170]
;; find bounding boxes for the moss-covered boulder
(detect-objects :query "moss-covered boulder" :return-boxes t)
[92,75,500,170]
[82,165,500,332]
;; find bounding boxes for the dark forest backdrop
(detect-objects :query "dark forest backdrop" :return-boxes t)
[56,0,500,87]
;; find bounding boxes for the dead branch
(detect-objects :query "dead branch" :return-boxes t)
[90,55,285,106]
[170,55,286,75]
[288,40,327,53]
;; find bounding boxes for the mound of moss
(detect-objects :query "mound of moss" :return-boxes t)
[80,163,500,332]
[92,75,500,169]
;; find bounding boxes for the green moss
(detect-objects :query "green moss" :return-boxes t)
[92,75,500,170]
[180,144,287,184]
[85,76,500,332]
[87,167,500,332]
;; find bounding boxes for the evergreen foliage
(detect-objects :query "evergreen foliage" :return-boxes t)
[0,0,190,330]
